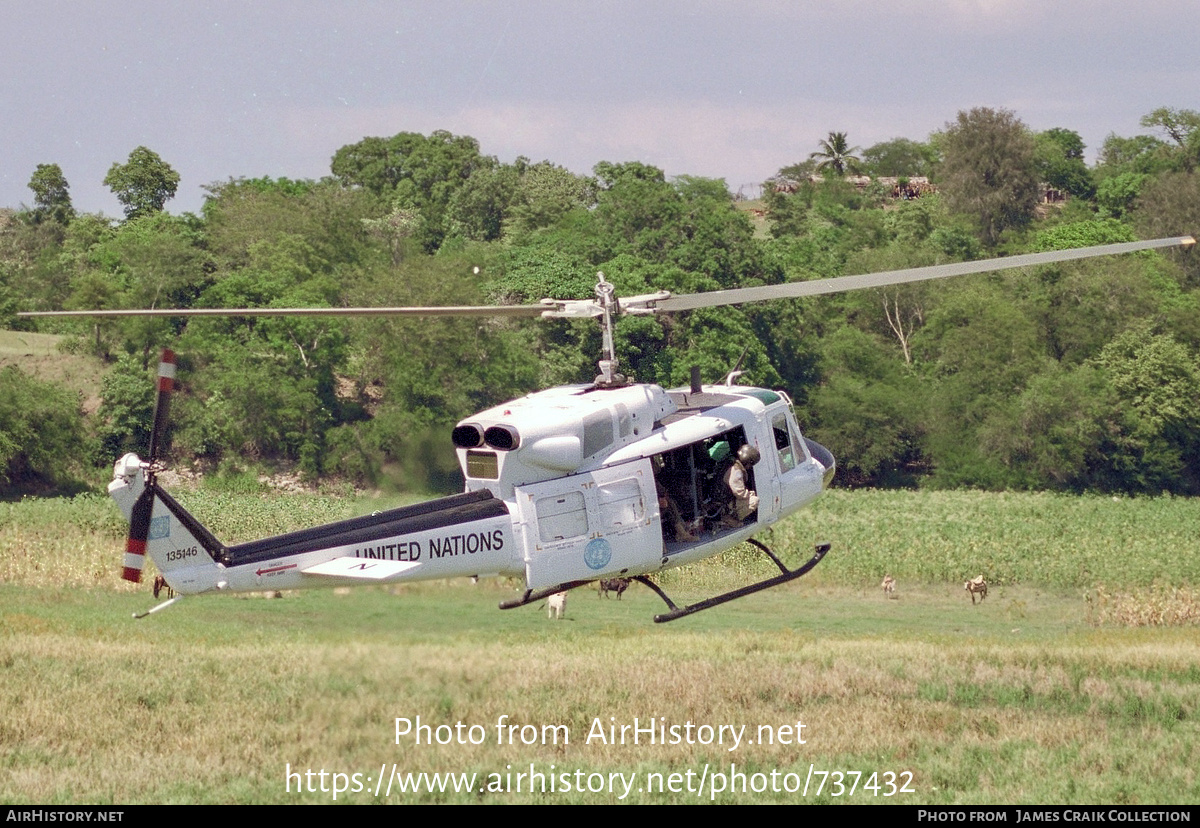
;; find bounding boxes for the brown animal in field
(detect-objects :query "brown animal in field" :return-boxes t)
[547,591,567,619]
[881,575,895,596]
[152,575,174,600]
[599,577,631,600]
[964,575,988,604]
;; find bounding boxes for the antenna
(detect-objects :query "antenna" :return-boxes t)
[724,345,750,387]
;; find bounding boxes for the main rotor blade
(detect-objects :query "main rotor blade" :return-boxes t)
[14,236,1194,320]
[653,236,1196,312]
[17,304,549,319]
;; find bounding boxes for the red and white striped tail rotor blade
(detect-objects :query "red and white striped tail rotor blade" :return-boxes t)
[123,488,154,583]
[147,349,175,463]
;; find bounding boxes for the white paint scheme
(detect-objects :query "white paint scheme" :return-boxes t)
[460,382,831,589]
[108,380,832,610]
[301,558,422,579]
[456,383,677,499]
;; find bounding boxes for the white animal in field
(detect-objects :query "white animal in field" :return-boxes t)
[881,575,895,596]
[964,575,988,604]
[548,591,567,619]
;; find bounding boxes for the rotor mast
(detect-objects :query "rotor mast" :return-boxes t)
[594,272,625,387]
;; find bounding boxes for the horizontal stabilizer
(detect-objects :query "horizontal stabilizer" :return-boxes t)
[302,557,421,580]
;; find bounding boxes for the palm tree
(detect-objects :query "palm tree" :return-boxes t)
[809,132,862,175]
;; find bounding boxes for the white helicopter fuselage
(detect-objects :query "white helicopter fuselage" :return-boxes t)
[108,381,833,599]
[454,381,831,588]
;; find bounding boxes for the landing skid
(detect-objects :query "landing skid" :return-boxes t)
[637,539,830,623]
[498,580,594,610]
[133,595,183,619]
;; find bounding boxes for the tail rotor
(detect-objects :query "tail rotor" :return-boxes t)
[121,349,176,584]
[148,348,175,463]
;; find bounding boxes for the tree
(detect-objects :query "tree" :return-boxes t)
[201,177,376,272]
[362,203,422,265]
[103,147,181,219]
[1132,172,1200,284]
[861,137,938,177]
[504,160,596,238]
[0,367,87,492]
[330,130,490,252]
[1095,172,1149,218]
[1140,107,1200,172]
[1096,133,1171,178]
[446,162,519,242]
[96,355,155,459]
[27,163,74,225]
[809,132,862,175]
[1034,128,1094,199]
[939,108,1040,247]
[589,161,683,261]
[1093,326,1200,493]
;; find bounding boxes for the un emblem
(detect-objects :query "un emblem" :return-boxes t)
[148,515,171,540]
[583,538,612,570]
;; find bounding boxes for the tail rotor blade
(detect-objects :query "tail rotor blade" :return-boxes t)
[128,349,173,583]
[148,349,175,463]
[123,487,155,583]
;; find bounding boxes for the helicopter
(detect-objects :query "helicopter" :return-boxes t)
[19,235,1195,622]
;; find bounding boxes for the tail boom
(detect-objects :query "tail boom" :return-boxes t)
[109,458,520,597]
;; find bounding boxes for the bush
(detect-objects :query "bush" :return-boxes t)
[0,366,89,494]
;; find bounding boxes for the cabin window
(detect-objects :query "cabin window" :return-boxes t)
[537,492,589,542]
[466,450,499,479]
[597,477,644,528]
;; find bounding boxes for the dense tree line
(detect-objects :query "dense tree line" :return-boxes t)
[2,107,1198,496]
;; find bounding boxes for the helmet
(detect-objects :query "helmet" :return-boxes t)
[736,444,760,466]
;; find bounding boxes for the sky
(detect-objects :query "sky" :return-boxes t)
[2,1,1198,216]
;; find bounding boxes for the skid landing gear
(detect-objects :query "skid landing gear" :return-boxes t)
[636,539,830,623]
[498,580,593,610]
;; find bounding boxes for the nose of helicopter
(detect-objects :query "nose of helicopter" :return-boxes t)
[804,438,836,488]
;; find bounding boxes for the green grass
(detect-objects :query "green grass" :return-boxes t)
[0,330,64,358]
[776,488,1200,590]
[2,583,1198,804]
[2,488,1198,804]
[0,329,106,412]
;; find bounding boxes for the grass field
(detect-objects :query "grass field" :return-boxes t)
[2,488,1198,804]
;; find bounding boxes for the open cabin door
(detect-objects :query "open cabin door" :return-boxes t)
[514,459,662,590]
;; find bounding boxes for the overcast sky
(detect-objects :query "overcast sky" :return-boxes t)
[3,1,1197,216]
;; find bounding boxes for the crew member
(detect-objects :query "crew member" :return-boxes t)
[723,444,760,526]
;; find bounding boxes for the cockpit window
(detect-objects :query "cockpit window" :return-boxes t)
[773,413,797,472]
